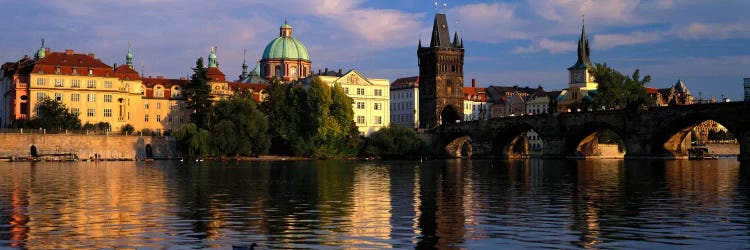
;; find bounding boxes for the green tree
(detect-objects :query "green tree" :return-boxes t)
[590,63,655,110]
[260,79,308,154]
[210,92,270,157]
[364,125,427,159]
[184,57,213,129]
[174,123,211,157]
[121,124,135,135]
[29,97,81,131]
[306,77,359,157]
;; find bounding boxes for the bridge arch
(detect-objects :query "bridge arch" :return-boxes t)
[566,122,626,158]
[489,122,539,158]
[439,104,461,126]
[660,117,740,158]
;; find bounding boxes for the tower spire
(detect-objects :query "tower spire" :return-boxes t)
[240,49,249,79]
[35,38,46,60]
[208,46,218,68]
[568,15,592,70]
[126,41,134,69]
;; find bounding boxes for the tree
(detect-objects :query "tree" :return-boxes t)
[364,125,427,159]
[260,79,308,155]
[184,57,213,129]
[210,92,270,157]
[29,97,81,131]
[121,124,135,135]
[305,77,359,157]
[174,123,210,158]
[590,63,655,110]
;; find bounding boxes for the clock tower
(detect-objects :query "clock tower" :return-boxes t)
[567,21,597,90]
[418,12,464,128]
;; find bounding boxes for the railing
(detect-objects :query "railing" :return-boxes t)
[0,128,167,136]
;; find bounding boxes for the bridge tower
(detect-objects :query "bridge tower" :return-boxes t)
[418,11,464,128]
[567,19,597,91]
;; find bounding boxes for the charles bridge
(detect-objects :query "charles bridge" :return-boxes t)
[430,101,750,159]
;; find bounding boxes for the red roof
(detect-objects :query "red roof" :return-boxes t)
[391,76,418,90]
[32,50,114,77]
[141,76,188,88]
[206,67,226,82]
[646,87,659,94]
[114,65,141,80]
[463,86,487,102]
[229,82,269,103]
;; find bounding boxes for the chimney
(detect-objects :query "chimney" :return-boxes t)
[472,78,476,88]
[88,53,95,58]
[157,76,163,79]
[179,77,186,80]
[325,68,328,75]
[338,69,342,75]
[65,49,74,55]
[318,69,321,75]
[113,63,118,70]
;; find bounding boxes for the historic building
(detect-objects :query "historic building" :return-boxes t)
[258,21,311,82]
[486,85,536,117]
[557,22,598,112]
[390,76,419,128]
[462,79,489,121]
[312,69,390,136]
[418,12,464,128]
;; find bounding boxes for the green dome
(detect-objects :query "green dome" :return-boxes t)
[262,36,309,61]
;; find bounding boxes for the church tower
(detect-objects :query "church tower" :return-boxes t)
[567,20,597,90]
[418,12,464,128]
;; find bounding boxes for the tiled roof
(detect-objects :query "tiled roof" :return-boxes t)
[1,56,35,76]
[114,65,141,80]
[391,76,418,90]
[463,86,487,102]
[32,50,115,77]
[206,67,226,82]
[141,76,188,88]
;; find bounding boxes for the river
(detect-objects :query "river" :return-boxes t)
[0,159,749,249]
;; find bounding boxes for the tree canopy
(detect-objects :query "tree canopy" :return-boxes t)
[589,63,655,110]
[26,98,81,131]
[362,125,427,159]
[210,92,270,157]
[184,57,213,129]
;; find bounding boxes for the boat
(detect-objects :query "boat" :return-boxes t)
[688,146,717,159]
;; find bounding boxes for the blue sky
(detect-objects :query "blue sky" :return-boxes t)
[1,0,748,100]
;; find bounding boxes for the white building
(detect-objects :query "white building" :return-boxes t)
[463,79,489,121]
[390,76,419,128]
[315,69,390,136]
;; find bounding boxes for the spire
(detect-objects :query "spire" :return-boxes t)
[280,19,292,37]
[430,13,451,47]
[418,32,422,48]
[35,38,46,60]
[208,46,218,68]
[126,42,134,69]
[568,16,593,70]
[452,31,460,47]
[240,49,249,79]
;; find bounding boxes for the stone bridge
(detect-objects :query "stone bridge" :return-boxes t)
[431,101,750,159]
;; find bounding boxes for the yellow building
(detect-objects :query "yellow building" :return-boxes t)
[314,69,390,136]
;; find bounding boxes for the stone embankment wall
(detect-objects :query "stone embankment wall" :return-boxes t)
[0,133,177,160]
[706,143,740,155]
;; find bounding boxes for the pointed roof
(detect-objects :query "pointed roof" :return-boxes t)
[568,22,593,70]
[114,64,141,80]
[430,13,452,48]
[673,80,691,95]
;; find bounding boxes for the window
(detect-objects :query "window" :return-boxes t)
[55,93,62,101]
[54,79,64,87]
[87,94,96,102]
[103,108,112,117]
[374,103,382,110]
[104,94,112,103]
[87,80,96,88]
[145,114,149,122]
[87,108,95,117]
[154,86,164,98]
[71,80,80,88]
[374,89,382,96]
[357,88,365,95]
[356,102,365,109]
[156,115,161,122]
[88,68,93,75]
[168,116,172,122]
[156,102,161,109]
[36,92,48,100]
[357,116,365,124]
[55,67,61,74]
[36,78,46,86]
[145,103,149,109]
[71,93,80,102]
[103,81,112,88]
[71,108,80,116]
[375,116,382,124]
[344,88,349,94]
[72,68,78,75]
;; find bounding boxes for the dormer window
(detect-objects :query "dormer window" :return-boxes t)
[55,66,61,74]
[72,68,78,75]
[88,68,93,75]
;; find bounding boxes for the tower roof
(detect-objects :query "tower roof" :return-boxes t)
[429,13,453,48]
[568,22,593,70]
[262,21,309,61]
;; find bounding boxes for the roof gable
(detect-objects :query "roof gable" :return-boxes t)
[334,69,373,86]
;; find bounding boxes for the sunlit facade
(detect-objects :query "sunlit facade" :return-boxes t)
[313,69,390,136]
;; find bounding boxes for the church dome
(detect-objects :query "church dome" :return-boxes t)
[261,21,309,61]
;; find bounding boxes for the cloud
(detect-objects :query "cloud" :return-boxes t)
[594,31,663,49]
[450,2,527,43]
[513,39,575,54]
[674,22,750,40]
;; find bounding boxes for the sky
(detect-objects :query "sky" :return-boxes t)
[1,0,749,100]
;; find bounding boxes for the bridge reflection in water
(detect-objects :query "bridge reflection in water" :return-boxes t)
[435,101,750,159]
[0,159,749,248]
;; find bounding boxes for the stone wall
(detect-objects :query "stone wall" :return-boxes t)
[706,143,740,156]
[0,133,177,160]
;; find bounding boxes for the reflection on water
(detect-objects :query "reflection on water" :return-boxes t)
[0,159,749,248]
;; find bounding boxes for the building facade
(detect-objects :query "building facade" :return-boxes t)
[462,79,488,121]
[314,69,390,136]
[557,22,598,112]
[418,13,464,128]
[390,76,419,128]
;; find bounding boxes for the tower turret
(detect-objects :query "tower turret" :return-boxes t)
[35,38,46,60]
[208,46,218,68]
[240,49,248,79]
[126,44,134,69]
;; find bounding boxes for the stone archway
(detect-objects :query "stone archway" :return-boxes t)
[145,144,153,159]
[440,105,461,125]
[30,145,38,157]
[445,136,472,158]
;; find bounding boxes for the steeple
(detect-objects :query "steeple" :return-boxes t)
[35,38,46,60]
[452,31,460,47]
[280,19,292,37]
[126,42,134,69]
[240,49,249,79]
[430,13,452,47]
[568,17,593,70]
[208,46,218,68]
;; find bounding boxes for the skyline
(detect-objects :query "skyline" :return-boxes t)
[1,0,748,100]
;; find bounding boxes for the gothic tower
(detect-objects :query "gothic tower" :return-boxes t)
[418,13,464,128]
[567,20,597,90]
